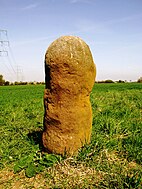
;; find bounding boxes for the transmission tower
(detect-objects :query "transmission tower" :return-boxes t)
[16,66,23,82]
[0,29,24,82]
[0,30,9,56]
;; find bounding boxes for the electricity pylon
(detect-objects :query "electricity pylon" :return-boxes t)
[0,29,24,82]
[0,30,9,56]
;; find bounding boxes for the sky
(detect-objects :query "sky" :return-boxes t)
[0,0,142,82]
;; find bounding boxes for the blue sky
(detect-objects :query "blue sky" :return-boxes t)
[0,0,142,82]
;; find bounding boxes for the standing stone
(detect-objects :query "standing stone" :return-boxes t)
[43,36,96,156]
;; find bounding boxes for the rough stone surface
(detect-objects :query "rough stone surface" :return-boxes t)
[42,36,96,155]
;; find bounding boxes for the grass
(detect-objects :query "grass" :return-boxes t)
[0,83,142,188]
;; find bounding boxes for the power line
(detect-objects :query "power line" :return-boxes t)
[7,55,16,73]
[7,30,24,81]
[1,56,13,74]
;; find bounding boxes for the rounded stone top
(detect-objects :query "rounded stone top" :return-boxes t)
[46,36,95,70]
[45,36,96,94]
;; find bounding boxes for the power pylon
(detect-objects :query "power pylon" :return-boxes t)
[0,30,9,56]
[0,29,23,82]
[16,66,23,82]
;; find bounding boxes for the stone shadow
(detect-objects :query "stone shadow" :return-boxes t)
[27,130,44,151]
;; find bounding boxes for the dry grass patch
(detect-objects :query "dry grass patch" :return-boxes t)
[0,153,141,188]
[0,158,103,189]
[48,158,103,188]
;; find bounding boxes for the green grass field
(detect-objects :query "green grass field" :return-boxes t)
[0,83,142,188]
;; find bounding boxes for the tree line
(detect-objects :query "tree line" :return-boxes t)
[0,74,142,86]
[0,75,45,86]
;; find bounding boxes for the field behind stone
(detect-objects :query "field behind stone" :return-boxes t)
[0,83,142,188]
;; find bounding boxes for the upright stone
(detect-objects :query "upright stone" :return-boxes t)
[43,36,96,155]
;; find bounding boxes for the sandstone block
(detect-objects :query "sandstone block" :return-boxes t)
[43,36,96,155]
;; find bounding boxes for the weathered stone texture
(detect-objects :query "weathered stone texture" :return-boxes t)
[43,36,96,155]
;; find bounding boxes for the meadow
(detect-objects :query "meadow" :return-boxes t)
[0,83,142,188]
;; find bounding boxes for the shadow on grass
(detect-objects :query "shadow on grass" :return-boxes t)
[27,130,44,150]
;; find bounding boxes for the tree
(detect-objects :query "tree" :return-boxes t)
[137,77,142,83]
[0,75,5,86]
[5,81,10,86]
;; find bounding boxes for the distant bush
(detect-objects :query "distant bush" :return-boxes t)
[14,81,20,85]
[117,80,125,83]
[105,79,114,83]
[13,81,45,85]
[14,81,28,85]
[97,80,114,83]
